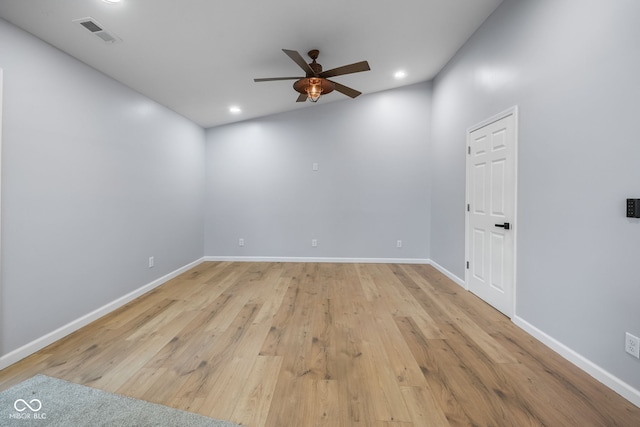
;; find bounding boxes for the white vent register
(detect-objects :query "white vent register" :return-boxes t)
[73,17,121,43]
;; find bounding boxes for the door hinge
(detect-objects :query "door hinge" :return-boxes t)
[467,204,470,212]
[468,146,471,155]
[466,261,469,269]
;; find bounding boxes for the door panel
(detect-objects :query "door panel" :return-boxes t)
[490,231,505,292]
[466,111,516,317]
[473,163,487,213]
[472,228,486,281]
[491,159,506,215]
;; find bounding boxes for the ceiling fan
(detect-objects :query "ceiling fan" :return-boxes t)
[254,49,371,103]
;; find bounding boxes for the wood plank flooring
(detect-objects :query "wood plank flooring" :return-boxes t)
[1,262,639,426]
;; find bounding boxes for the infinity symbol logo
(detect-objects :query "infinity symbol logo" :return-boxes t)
[14,399,42,412]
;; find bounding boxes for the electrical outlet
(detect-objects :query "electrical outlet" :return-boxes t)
[148,256,154,268]
[396,240,402,248]
[311,239,318,247]
[238,238,245,247]
[625,332,640,358]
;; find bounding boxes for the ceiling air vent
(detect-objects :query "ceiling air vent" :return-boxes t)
[73,17,121,43]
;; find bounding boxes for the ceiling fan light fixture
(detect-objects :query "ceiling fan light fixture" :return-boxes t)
[306,78,323,102]
[293,77,334,102]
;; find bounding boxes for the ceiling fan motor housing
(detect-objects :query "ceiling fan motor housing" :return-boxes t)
[307,49,323,75]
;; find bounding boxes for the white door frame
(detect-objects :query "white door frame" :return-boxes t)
[0,68,4,355]
[464,106,518,317]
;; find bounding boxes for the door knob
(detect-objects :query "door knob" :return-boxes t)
[495,222,510,230]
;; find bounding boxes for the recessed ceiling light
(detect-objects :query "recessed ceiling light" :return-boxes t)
[394,70,407,80]
[102,0,121,4]
[229,106,242,114]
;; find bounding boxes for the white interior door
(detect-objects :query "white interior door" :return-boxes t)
[466,109,517,317]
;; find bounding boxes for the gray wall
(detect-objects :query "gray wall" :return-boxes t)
[0,19,205,356]
[431,0,640,390]
[205,83,431,260]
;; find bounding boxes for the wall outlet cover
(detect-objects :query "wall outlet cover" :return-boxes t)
[625,332,640,358]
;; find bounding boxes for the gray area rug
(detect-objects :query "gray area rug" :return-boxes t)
[0,374,242,426]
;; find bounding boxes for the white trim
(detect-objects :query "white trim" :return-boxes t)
[0,256,427,368]
[467,106,519,133]
[3,255,638,409]
[204,256,430,264]
[429,260,466,288]
[514,316,640,408]
[0,257,205,370]
[0,68,4,357]
[465,106,519,318]
[427,259,640,409]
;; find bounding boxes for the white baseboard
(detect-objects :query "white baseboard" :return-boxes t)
[203,256,430,264]
[5,256,637,410]
[427,260,640,409]
[428,259,466,288]
[513,316,640,408]
[0,257,205,370]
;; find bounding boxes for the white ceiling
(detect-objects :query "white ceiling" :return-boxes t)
[0,0,503,128]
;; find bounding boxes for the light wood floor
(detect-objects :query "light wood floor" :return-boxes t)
[1,262,639,426]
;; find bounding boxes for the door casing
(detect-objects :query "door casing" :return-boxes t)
[0,69,4,355]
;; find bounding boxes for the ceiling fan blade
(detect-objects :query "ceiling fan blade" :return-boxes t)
[296,93,307,102]
[328,80,362,98]
[282,49,315,75]
[254,77,302,82]
[319,61,370,78]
